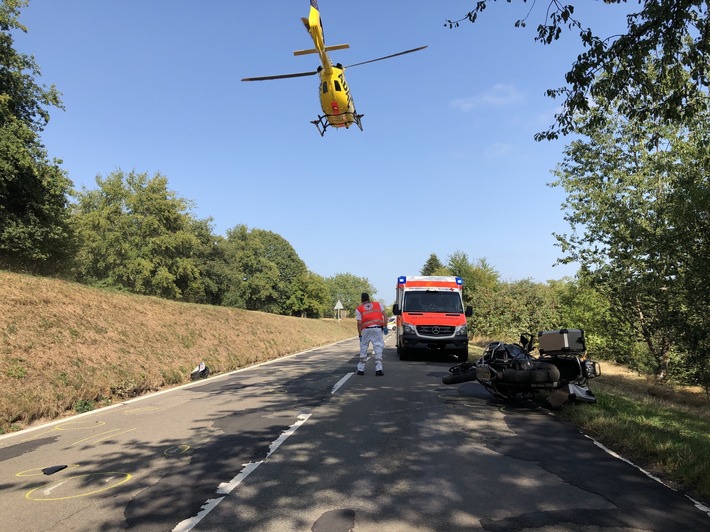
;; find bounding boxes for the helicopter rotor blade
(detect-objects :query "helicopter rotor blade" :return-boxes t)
[344,45,428,69]
[241,70,318,82]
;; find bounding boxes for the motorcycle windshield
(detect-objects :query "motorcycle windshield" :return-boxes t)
[505,344,531,360]
[403,291,463,313]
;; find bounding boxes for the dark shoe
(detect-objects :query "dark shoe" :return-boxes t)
[376,370,384,376]
[357,371,365,376]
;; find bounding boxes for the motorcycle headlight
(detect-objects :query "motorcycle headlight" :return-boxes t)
[454,324,468,337]
[402,322,417,334]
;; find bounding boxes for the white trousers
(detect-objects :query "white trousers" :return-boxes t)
[358,327,384,372]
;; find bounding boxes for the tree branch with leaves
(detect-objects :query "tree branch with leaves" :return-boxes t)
[447,0,710,140]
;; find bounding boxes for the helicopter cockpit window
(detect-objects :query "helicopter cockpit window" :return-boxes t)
[334,80,342,91]
[322,82,328,94]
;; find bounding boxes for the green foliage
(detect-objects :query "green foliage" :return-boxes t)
[73,399,93,414]
[0,1,73,273]
[220,224,282,312]
[447,1,710,141]
[325,273,376,316]
[250,228,308,314]
[71,170,218,302]
[444,252,502,337]
[550,66,710,379]
[0,0,63,132]
[420,253,445,276]
[5,362,26,379]
[287,270,331,318]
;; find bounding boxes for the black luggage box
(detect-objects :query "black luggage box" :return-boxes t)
[538,329,586,354]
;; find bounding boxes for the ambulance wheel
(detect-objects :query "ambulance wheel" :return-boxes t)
[397,343,408,360]
[456,349,469,363]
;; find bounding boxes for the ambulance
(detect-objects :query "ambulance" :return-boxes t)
[392,275,473,362]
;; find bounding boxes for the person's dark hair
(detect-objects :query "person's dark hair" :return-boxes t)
[361,292,370,302]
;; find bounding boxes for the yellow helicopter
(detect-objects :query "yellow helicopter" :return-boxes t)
[241,0,427,136]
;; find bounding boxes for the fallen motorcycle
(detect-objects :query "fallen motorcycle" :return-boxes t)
[442,329,601,408]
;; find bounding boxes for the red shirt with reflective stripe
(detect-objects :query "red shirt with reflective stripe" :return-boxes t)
[357,302,385,328]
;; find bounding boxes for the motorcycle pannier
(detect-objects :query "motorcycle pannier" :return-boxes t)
[538,329,586,354]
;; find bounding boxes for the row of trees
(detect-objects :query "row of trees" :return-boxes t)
[52,169,378,318]
[421,250,707,389]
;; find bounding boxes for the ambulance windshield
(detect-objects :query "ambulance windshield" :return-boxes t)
[403,291,463,313]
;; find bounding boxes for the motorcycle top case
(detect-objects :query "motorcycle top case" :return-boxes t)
[537,329,586,354]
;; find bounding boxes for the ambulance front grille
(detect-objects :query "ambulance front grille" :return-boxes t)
[416,325,455,336]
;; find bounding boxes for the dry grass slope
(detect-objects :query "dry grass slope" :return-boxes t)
[0,271,355,432]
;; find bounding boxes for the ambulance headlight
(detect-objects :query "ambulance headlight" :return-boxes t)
[402,322,417,334]
[454,324,468,337]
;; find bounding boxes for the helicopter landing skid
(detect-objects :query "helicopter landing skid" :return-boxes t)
[311,113,364,136]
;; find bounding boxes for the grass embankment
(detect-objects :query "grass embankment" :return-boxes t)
[470,338,710,507]
[0,271,356,433]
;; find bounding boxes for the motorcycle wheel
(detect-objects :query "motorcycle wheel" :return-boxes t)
[442,368,477,385]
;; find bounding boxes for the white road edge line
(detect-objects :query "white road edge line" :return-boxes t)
[587,434,710,517]
[172,412,312,532]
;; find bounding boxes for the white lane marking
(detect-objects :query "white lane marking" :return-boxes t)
[331,373,353,394]
[172,413,312,532]
[42,480,68,496]
[265,413,310,458]
[173,497,224,532]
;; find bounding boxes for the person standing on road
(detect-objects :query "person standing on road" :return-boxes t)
[356,292,387,376]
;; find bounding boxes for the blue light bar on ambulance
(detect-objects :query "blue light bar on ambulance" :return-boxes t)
[398,276,407,284]
[456,277,463,285]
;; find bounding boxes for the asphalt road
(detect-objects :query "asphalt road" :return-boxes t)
[1,334,708,531]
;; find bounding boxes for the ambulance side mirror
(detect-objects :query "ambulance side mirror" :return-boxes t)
[465,306,473,317]
[393,304,401,315]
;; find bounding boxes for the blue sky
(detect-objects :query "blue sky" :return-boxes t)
[14,0,632,304]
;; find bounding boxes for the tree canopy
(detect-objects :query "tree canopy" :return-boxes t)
[325,273,377,316]
[72,170,217,301]
[420,253,446,276]
[220,225,311,315]
[551,70,710,378]
[0,0,72,273]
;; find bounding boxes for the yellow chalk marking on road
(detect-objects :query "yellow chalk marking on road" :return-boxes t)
[55,420,107,431]
[72,427,136,445]
[21,420,106,442]
[164,444,190,456]
[122,405,162,415]
[25,472,132,501]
